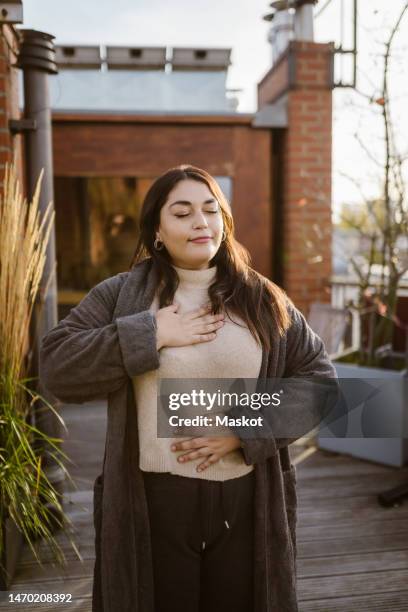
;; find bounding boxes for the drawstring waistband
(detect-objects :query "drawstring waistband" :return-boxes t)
[200,479,230,552]
[199,482,205,550]
[221,481,230,530]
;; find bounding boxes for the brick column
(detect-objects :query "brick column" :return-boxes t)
[258,40,334,315]
[0,24,23,195]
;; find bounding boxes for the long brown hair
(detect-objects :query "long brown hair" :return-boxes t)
[129,164,292,353]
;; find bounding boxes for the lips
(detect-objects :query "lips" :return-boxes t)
[189,236,212,242]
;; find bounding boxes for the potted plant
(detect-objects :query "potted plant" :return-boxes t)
[0,163,80,589]
[317,5,408,467]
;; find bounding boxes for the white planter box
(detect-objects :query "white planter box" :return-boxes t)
[317,362,408,467]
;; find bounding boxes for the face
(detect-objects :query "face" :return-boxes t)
[155,179,224,270]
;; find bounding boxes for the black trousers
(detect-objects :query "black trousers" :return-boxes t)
[142,470,255,612]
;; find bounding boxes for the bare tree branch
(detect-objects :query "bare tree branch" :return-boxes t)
[338,3,408,365]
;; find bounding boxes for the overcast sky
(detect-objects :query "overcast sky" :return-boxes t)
[21,0,408,214]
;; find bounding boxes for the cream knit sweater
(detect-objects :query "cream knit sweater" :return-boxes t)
[132,263,263,481]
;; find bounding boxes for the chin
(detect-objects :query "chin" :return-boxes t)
[196,248,216,258]
[189,255,215,267]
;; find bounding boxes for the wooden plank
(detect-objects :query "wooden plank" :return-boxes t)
[297,517,408,540]
[302,449,404,467]
[298,456,405,474]
[297,459,403,479]
[63,491,94,505]
[298,494,407,513]
[298,533,408,558]
[296,475,408,500]
[10,575,93,596]
[298,569,408,600]
[14,560,95,583]
[297,550,408,577]
[298,505,408,525]
[299,590,408,612]
[19,545,96,566]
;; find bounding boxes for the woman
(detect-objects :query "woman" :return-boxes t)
[39,165,338,612]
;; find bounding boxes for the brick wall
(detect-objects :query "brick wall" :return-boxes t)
[0,23,23,195]
[259,40,334,316]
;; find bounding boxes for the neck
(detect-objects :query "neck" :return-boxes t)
[172,261,212,271]
[171,262,217,286]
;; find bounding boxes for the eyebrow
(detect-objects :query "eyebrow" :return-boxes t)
[169,198,217,208]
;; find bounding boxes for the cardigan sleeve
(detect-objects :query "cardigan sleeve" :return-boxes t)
[39,273,160,404]
[235,304,340,466]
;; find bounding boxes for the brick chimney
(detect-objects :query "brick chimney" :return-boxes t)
[258,38,334,315]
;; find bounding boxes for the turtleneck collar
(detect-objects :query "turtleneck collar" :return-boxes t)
[172,263,217,287]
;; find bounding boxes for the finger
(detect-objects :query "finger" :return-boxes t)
[200,321,224,333]
[189,320,222,341]
[199,313,224,324]
[196,453,220,472]
[189,305,212,319]
[177,447,211,463]
[171,437,208,451]
[194,316,224,330]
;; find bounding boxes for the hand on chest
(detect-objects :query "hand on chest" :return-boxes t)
[158,295,262,379]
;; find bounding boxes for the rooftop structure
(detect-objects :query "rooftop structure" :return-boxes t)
[18,44,238,113]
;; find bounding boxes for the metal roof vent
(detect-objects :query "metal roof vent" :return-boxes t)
[106,46,166,70]
[263,0,318,64]
[55,45,102,69]
[0,0,23,24]
[171,47,231,71]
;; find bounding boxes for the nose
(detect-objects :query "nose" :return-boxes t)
[192,211,209,228]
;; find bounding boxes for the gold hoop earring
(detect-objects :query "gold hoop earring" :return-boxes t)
[154,237,164,251]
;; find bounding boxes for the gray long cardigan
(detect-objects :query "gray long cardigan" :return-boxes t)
[39,257,338,612]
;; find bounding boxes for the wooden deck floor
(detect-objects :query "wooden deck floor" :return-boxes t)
[2,400,408,611]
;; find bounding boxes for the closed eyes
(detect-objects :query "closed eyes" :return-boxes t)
[175,211,219,217]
